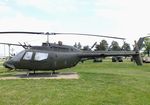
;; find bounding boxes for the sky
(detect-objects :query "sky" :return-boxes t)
[0,0,150,56]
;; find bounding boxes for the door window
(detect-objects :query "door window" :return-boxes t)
[23,52,33,60]
[34,52,48,61]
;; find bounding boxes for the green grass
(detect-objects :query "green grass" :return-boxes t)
[0,60,150,105]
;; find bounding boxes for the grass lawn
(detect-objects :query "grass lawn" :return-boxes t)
[0,60,150,105]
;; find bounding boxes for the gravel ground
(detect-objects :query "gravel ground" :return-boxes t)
[0,72,79,80]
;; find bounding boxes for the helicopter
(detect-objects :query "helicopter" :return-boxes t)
[0,31,143,76]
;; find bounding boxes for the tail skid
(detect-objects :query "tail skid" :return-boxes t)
[132,54,143,65]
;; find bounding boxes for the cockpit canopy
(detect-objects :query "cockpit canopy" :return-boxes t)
[11,50,49,62]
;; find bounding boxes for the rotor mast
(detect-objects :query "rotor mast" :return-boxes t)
[46,32,50,43]
[47,34,49,43]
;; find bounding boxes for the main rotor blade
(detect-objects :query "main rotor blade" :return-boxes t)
[54,33,126,40]
[0,31,125,40]
[0,42,22,46]
[0,42,31,49]
[0,31,44,35]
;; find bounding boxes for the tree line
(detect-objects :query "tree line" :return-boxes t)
[74,40,131,51]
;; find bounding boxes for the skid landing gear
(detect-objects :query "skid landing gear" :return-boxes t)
[26,70,35,76]
[51,70,56,76]
[52,70,56,74]
[33,70,35,74]
[27,70,30,76]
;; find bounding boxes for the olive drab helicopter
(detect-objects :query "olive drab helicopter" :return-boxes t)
[0,31,143,75]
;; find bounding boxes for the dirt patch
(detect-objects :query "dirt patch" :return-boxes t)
[0,72,79,80]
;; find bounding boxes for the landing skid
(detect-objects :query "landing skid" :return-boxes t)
[26,70,30,76]
[26,70,35,76]
[51,70,56,76]
[26,70,57,76]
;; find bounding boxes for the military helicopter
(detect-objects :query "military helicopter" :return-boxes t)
[0,31,143,75]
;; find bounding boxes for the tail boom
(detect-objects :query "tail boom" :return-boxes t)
[78,51,143,65]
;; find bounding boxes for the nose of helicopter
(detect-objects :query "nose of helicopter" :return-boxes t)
[3,60,15,69]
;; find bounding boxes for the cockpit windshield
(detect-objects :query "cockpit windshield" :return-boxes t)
[23,52,33,60]
[11,50,25,61]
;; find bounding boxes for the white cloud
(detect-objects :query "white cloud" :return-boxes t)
[94,0,150,43]
[117,0,150,37]
[15,0,77,14]
[1,0,150,56]
[0,1,13,13]
[0,12,117,56]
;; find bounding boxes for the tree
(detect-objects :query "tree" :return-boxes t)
[82,45,91,51]
[77,42,82,49]
[95,40,108,51]
[110,41,121,51]
[143,37,150,56]
[74,42,77,48]
[122,42,131,51]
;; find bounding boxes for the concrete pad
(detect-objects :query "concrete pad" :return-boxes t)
[0,72,79,80]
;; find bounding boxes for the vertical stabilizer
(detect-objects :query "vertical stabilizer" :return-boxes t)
[132,37,144,65]
[137,37,145,50]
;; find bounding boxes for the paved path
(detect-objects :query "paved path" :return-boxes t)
[0,72,79,80]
